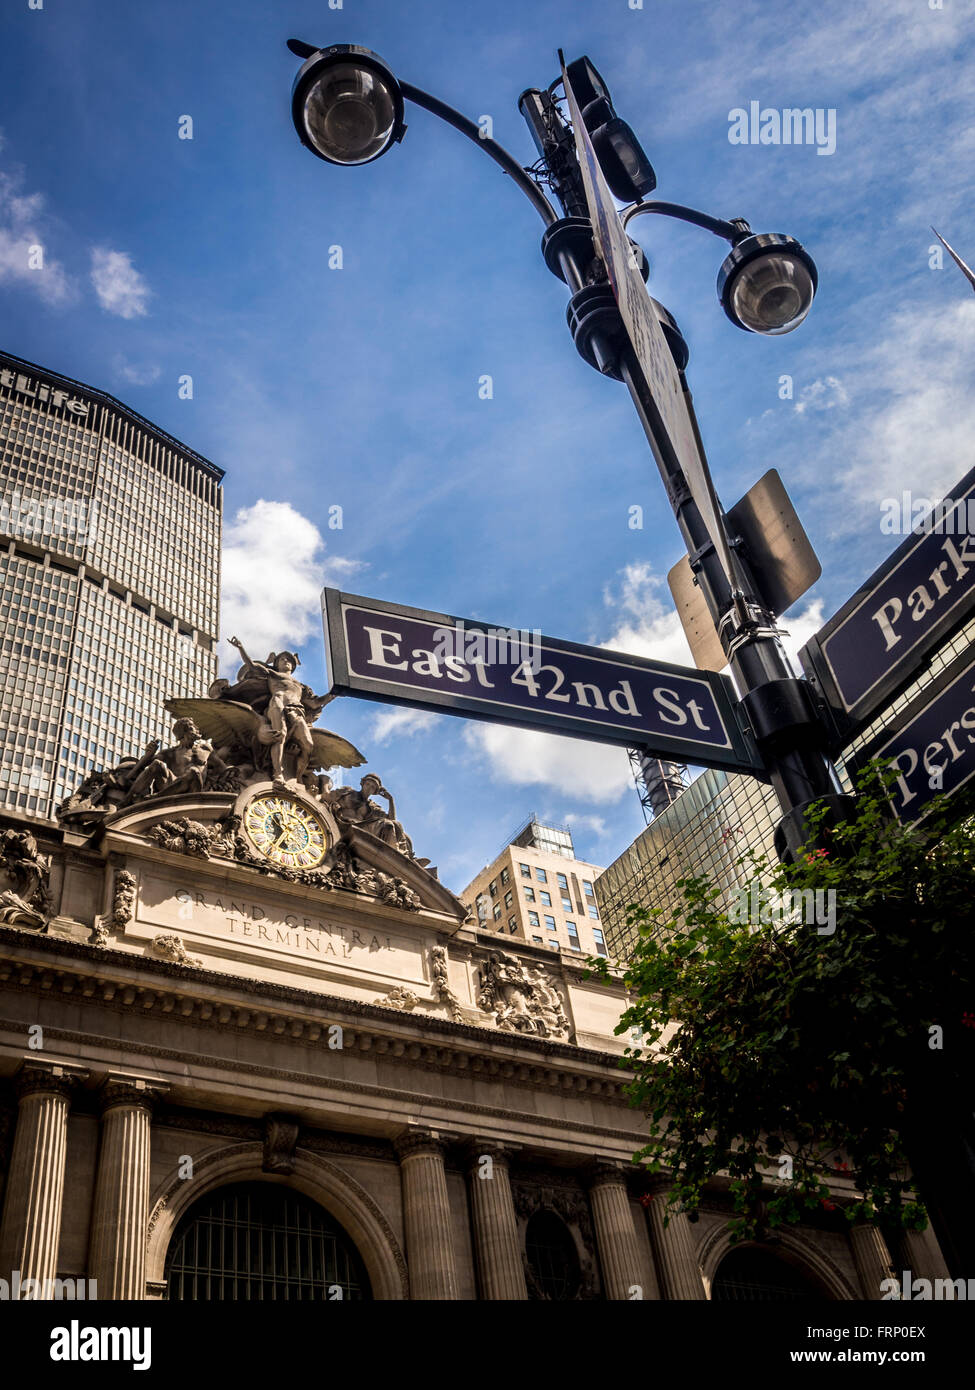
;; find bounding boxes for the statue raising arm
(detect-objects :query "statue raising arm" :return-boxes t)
[228,636,266,674]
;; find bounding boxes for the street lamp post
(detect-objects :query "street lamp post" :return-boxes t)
[285,36,975,1279]
[285,38,850,862]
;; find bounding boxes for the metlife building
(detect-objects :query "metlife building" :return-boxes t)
[0,350,223,820]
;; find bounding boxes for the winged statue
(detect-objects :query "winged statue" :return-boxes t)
[166,636,365,786]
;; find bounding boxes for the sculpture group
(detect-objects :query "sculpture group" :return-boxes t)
[477,951,569,1039]
[56,639,431,879]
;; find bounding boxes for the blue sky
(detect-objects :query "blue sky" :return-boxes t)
[2,0,974,892]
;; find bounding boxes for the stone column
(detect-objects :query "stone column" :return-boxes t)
[88,1076,166,1300]
[0,1061,88,1296]
[897,1224,952,1286]
[394,1127,459,1300]
[466,1142,527,1300]
[850,1223,896,1300]
[587,1162,653,1300]
[644,1185,707,1299]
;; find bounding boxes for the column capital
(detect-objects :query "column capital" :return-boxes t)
[463,1138,520,1173]
[393,1126,457,1161]
[14,1060,89,1103]
[586,1159,633,1192]
[98,1075,168,1116]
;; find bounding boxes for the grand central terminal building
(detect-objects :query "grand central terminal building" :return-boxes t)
[0,643,951,1300]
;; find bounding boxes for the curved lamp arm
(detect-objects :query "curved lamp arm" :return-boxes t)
[400,81,558,228]
[622,200,750,245]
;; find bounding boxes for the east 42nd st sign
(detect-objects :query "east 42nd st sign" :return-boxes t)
[322,590,763,777]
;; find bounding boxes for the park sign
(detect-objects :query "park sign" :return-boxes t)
[848,648,975,826]
[321,589,763,776]
[799,464,975,744]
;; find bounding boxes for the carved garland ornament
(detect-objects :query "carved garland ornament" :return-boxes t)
[145,815,423,911]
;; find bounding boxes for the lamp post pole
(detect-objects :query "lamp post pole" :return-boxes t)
[286,40,850,859]
[518,83,847,862]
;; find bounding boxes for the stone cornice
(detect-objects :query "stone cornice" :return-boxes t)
[0,925,630,1077]
[0,1014,649,1152]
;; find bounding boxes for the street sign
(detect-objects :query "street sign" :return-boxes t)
[848,648,975,825]
[669,468,821,672]
[560,54,738,587]
[800,465,975,742]
[321,588,764,776]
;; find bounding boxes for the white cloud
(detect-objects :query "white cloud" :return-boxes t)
[790,299,975,530]
[90,247,151,319]
[463,722,634,805]
[0,164,73,305]
[794,377,848,415]
[112,355,161,387]
[564,812,609,839]
[219,499,365,671]
[370,707,439,744]
[600,561,694,666]
[777,599,827,674]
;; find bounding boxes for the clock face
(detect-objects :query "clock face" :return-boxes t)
[244,795,329,869]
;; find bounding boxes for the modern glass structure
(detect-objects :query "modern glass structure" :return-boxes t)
[0,350,223,820]
[596,609,975,959]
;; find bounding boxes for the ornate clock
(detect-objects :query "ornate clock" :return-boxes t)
[243,794,330,870]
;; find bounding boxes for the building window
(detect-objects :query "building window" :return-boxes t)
[547,940,559,951]
[535,868,547,883]
[566,921,580,950]
[493,904,502,921]
[583,880,595,899]
[508,917,517,933]
[489,880,498,897]
[524,887,536,903]
[524,1211,581,1301]
[539,891,551,907]
[520,863,531,878]
[165,1182,371,1300]
[528,911,540,927]
[561,896,572,912]
[544,915,556,932]
[588,906,599,920]
[532,935,543,945]
[500,868,510,885]
[593,928,606,956]
[711,1248,827,1302]
[504,891,513,909]
[556,872,569,891]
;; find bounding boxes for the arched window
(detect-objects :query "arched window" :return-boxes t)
[712,1246,828,1301]
[165,1182,371,1300]
[525,1210,582,1300]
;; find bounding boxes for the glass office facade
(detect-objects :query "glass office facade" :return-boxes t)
[596,611,975,960]
[0,351,222,819]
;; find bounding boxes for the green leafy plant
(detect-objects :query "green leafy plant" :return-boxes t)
[588,763,975,1243]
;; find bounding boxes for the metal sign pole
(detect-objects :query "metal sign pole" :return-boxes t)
[548,62,849,861]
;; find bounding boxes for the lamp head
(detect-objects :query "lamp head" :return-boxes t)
[717,233,817,335]
[289,42,406,166]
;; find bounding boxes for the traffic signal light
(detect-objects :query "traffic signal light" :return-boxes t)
[565,56,657,202]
